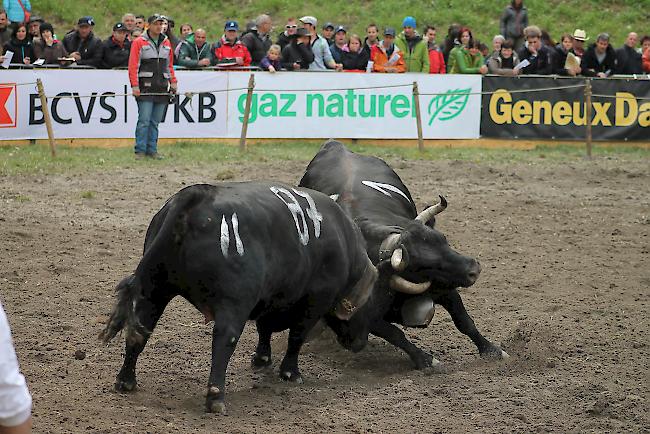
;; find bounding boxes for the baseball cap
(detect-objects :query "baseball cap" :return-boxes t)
[402,16,416,28]
[113,22,128,31]
[322,22,334,30]
[335,25,346,34]
[224,20,239,31]
[28,15,44,24]
[148,14,165,24]
[384,27,396,37]
[299,16,317,27]
[78,16,95,26]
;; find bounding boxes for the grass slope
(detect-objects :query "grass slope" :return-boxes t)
[35,0,648,49]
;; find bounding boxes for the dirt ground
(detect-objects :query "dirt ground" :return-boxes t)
[1,152,648,433]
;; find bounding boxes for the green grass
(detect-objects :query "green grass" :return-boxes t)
[0,142,646,176]
[35,0,649,49]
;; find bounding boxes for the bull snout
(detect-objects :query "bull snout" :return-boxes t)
[466,260,481,286]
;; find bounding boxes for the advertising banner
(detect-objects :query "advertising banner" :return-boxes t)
[481,76,650,141]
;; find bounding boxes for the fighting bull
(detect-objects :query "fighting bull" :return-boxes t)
[299,140,508,369]
[100,182,377,413]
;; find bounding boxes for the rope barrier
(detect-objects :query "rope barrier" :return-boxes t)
[6,81,39,87]
[591,94,650,101]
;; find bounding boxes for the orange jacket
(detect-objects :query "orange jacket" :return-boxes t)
[370,44,406,73]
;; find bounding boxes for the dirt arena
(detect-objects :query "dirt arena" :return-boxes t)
[1,151,648,433]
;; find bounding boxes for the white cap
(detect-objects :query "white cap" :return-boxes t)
[299,16,317,26]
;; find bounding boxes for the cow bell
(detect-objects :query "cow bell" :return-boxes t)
[400,295,435,327]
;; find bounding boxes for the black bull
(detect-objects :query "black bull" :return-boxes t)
[100,182,377,413]
[300,140,508,369]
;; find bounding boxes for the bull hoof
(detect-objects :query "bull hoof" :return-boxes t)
[413,352,439,370]
[480,345,509,360]
[115,378,137,392]
[251,352,272,369]
[280,370,304,384]
[206,386,226,414]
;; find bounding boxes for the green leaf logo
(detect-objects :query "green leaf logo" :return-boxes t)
[427,88,471,125]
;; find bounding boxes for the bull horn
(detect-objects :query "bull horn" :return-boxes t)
[389,275,431,294]
[415,195,448,223]
[391,248,406,271]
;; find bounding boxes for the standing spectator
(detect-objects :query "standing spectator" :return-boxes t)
[128,14,177,160]
[329,25,347,63]
[276,18,297,51]
[571,29,588,58]
[552,33,580,76]
[487,39,520,76]
[424,25,445,74]
[299,15,340,71]
[134,15,145,32]
[0,10,10,47]
[177,28,212,68]
[63,16,103,67]
[616,32,642,75]
[213,21,251,67]
[395,16,428,73]
[341,34,369,71]
[260,44,281,72]
[3,0,30,24]
[174,23,194,60]
[0,301,33,434]
[3,22,34,64]
[516,25,552,75]
[642,35,650,73]
[581,32,617,78]
[321,22,335,45]
[122,13,136,33]
[179,23,193,39]
[101,22,131,69]
[371,27,405,73]
[280,27,313,71]
[161,16,180,57]
[241,14,272,65]
[361,23,379,58]
[32,22,68,65]
[26,15,42,40]
[442,23,461,65]
[500,0,528,50]
[449,36,488,74]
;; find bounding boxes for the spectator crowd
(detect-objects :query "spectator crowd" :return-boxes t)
[1,0,649,76]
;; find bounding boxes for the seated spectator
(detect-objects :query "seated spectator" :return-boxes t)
[571,29,588,58]
[33,22,69,65]
[300,15,340,70]
[27,15,44,41]
[396,16,429,73]
[101,23,130,69]
[516,25,552,74]
[0,10,10,47]
[330,25,348,63]
[642,35,650,73]
[487,39,520,76]
[361,23,379,58]
[134,15,145,32]
[322,22,335,46]
[448,27,488,74]
[260,43,282,72]
[63,16,103,67]
[122,13,136,33]
[341,34,369,71]
[213,20,251,67]
[280,27,314,71]
[424,25,445,74]
[276,18,297,51]
[177,28,212,68]
[616,32,642,75]
[241,14,272,65]
[371,27,405,73]
[552,33,580,76]
[3,22,35,65]
[582,32,616,77]
[179,23,193,39]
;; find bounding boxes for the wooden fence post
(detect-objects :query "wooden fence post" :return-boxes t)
[239,74,256,152]
[413,81,424,152]
[585,79,592,159]
[36,78,56,157]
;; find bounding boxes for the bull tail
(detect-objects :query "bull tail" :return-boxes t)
[99,273,148,345]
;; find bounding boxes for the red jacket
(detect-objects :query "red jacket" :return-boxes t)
[428,48,446,74]
[643,47,650,73]
[128,31,176,88]
[213,36,252,66]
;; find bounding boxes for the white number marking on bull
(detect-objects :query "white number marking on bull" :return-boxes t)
[220,213,245,258]
[270,187,322,246]
[362,180,412,204]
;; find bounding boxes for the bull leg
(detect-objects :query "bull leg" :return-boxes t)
[436,289,508,359]
[251,318,273,369]
[278,317,321,384]
[370,319,440,370]
[205,308,248,414]
[115,294,171,392]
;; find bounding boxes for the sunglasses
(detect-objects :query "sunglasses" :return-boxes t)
[286,24,297,29]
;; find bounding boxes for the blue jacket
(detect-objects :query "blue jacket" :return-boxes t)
[3,0,31,23]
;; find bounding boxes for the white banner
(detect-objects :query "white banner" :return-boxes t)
[0,70,480,140]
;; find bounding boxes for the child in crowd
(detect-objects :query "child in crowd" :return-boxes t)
[260,44,282,72]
